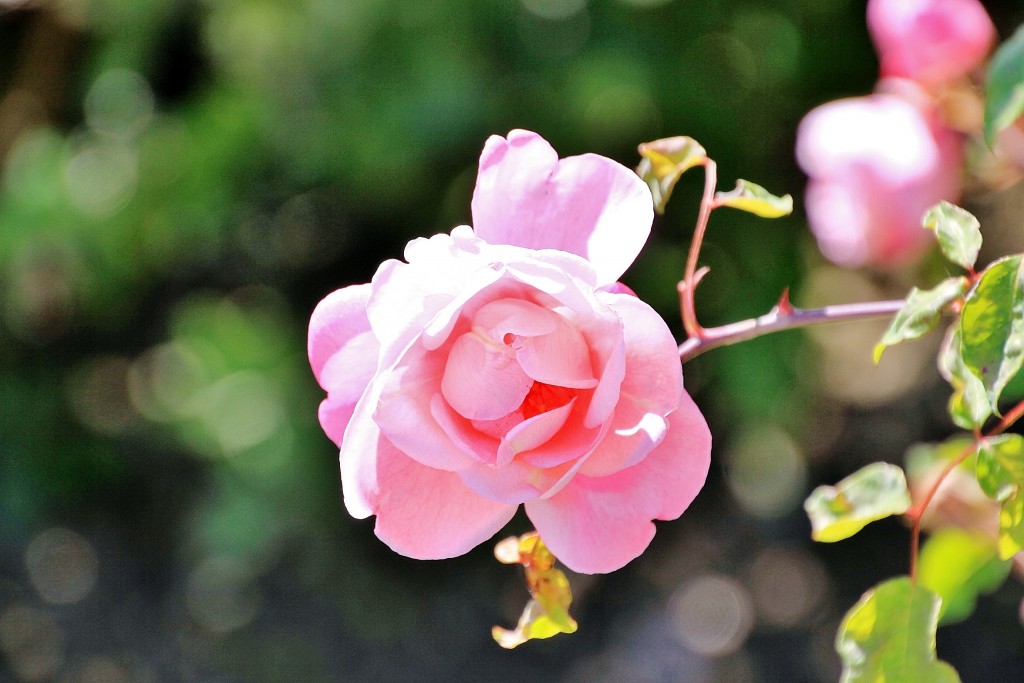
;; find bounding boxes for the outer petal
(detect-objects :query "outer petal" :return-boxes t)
[372,442,518,560]
[317,332,379,446]
[471,130,653,285]
[600,293,682,414]
[525,393,711,574]
[338,387,385,519]
[308,284,378,446]
[578,405,669,478]
[366,227,503,364]
[581,292,682,475]
[308,283,372,385]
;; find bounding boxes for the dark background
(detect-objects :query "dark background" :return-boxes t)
[2,1,1024,681]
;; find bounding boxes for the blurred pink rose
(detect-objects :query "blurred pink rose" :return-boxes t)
[867,0,995,88]
[309,130,711,574]
[796,90,963,268]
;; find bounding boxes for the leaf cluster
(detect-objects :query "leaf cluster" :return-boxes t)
[807,200,1024,681]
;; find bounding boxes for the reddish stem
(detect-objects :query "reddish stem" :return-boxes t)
[989,400,1024,438]
[907,398,1024,582]
[675,156,907,360]
[907,442,975,583]
[681,159,717,339]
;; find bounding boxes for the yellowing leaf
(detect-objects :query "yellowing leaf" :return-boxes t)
[636,136,707,214]
[492,532,577,649]
[713,179,793,218]
[804,462,911,543]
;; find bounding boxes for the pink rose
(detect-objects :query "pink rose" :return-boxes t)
[796,89,963,268]
[867,0,995,88]
[308,130,711,574]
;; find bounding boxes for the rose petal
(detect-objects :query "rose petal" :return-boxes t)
[598,281,637,297]
[585,292,679,454]
[525,394,711,574]
[517,422,607,470]
[472,130,653,285]
[802,179,873,268]
[373,444,518,560]
[308,285,379,446]
[308,283,372,384]
[367,229,503,362]
[441,331,534,420]
[375,344,481,471]
[430,393,500,464]
[317,399,355,449]
[515,315,597,389]
[458,459,558,505]
[579,409,669,478]
[338,385,386,519]
[316,331,379,445]
[584,328,625,429]
[598,291,683,417]
[497,398,576,466]
[472,298,558,340]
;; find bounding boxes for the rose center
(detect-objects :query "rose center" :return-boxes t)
[519,382,574,420]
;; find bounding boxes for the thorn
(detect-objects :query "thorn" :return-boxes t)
[775,288,795,315]
[677,267,711,296]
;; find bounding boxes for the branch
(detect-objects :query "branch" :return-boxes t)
[906,398,1024,583]
[678,298,906,363]
[680,159,717,338]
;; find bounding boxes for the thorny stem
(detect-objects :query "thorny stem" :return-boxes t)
[678,299,907,363]
[669,149,1015,584]
[907,399,1024,583]
[676,158,905,363]
[681,159,717,338]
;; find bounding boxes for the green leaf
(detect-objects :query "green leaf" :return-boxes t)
[918,528,1011,625]
[984,23,1024,146]
[636,136,707,214]
[837,577,960,683]
[804,462,911,543]
[975,434,1024,559]
[997,494,1024,560]
[874,277,968,363]
[922,202,983,271]
[713,179,793,218]
[959,255,1024,411]
[938,327,992,430]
